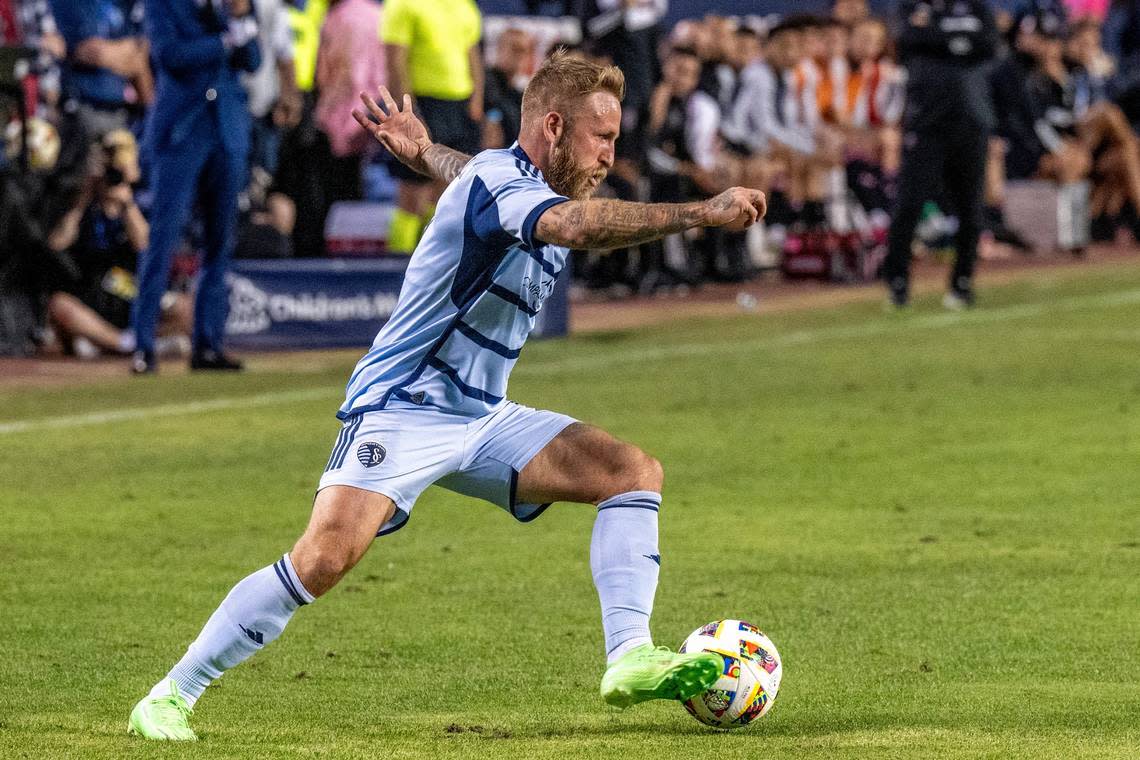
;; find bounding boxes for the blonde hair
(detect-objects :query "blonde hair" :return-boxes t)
[521,49,625,124]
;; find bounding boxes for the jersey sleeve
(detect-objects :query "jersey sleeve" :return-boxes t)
[470,157,569,250]
[379,0,414,46]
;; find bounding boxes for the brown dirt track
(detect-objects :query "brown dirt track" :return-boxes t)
[3,245,1138,392]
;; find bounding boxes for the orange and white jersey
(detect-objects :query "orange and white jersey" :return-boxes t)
[841,60,905,129]
[793,59,824,130]
[802,57,851,125]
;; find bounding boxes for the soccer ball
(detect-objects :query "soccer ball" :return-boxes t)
[679,619,782,728]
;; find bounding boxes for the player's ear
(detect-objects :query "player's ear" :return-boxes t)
[543,111,564,143]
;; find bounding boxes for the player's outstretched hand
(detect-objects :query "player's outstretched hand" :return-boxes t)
[702,187,767,232]
[352,87,432,172]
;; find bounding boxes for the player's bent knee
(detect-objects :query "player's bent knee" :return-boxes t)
[638,451,665,493]
[290,539,359,598]
[598,445,664,501]
[290,521,370,597]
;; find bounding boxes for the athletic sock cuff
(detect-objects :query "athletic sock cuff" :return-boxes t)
[275,553,315,605]
[597,491,662,512]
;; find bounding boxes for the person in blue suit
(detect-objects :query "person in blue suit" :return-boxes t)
[130,0,260,373]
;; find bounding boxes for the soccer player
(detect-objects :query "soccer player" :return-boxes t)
[127,51,765,741]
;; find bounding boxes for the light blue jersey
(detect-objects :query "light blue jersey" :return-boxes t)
[338,144,570,420]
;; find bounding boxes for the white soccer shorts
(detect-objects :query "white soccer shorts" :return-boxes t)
[317,400,577,535]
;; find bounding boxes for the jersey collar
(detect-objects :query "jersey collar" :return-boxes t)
[509,142,544,179]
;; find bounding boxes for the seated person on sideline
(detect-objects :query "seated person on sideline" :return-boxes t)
[1024,16,1140,228]
[45,130,191,358]
[722,17,843,226]
[642,45,725,289]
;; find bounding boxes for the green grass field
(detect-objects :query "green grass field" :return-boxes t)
[3,265,1140,759]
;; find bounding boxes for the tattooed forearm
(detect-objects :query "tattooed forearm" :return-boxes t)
[536,199,710,250]
[417,144,473,184]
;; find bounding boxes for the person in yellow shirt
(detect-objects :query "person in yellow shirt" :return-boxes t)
[380,0,483,253]
[287,0,329,93]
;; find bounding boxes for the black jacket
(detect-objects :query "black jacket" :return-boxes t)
[897,0,999,131]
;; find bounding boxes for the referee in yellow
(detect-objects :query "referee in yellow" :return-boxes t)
[381,0,484,253]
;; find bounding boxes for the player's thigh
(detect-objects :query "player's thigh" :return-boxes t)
[516,422,664,506]
[291,486,397,595]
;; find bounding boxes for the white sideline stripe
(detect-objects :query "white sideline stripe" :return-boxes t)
[3,287,1139,436]
[0,388,331,435]
[515,287,1140,376]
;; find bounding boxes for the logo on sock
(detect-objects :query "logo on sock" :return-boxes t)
[356,441,387,468]
[239,624,264,645]
[643,554,661,566]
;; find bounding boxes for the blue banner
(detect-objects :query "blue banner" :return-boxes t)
[225,258,569,350]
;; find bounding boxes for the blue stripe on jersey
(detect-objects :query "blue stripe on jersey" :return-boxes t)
[520,196,568,250]
[488,282,538,316]
[510,143,539,174]
[522,245,559,277]
[426,356,505,404]
[454,320,522,358]
[337,144,570,419]
[349,178,512,415]
[452,177,514,307]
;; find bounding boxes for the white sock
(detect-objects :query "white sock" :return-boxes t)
[149,554,314,707]
[591,491,661,664]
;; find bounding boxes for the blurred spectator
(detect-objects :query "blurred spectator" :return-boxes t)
[232,0,299,259]
[1,89,104,355]
[641,44,723,289]
[843,19,904,135]
[9,0,65,115]
[832,0,869,27]
[245,0,300,178]
[276,0,329,258]
[381,0,482,254]
[723,18,840,224]
[273,0,386,256]
[1067,18,1115,97]
[693,15,737,123]
[131,0,261,373]
[582,0,667,185]
[315,0,384,160]
[1026,19,1140,232]
[44,128,191,358]
[0,100,52,355]
[884,0,997,308]
[836,17,903,240]
[483,27,534,148]
[286,0,328,95]
[49,0,151,140]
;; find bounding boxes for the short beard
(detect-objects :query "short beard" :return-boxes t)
[545,133,601,200]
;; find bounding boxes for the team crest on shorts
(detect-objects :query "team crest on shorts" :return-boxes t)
[356,442,387,468]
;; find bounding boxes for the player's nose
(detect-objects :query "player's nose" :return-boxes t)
[599,143,615,169]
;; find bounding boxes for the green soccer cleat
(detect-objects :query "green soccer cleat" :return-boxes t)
[600,644,722,709]
[127,680,197,741]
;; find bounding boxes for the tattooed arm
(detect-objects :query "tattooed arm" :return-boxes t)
[536,187,767,250]
[353,88,473,183]
[415,143,472,184]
